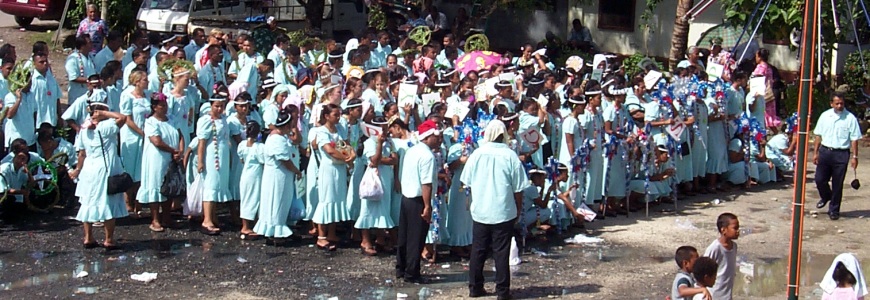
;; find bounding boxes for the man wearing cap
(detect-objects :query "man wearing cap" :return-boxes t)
[396,120,441,284]
[461,120,528,300]
[814,92,862,220]
[66,35,96,106]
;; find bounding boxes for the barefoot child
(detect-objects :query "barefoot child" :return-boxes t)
[691,257,719,300]
[704,213,740,300]
[671,246,711,300]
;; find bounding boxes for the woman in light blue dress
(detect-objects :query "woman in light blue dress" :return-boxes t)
[602,88,630,213]
[238,121,264,239]
[70,103,128,249]
[136,93,184,232]
[355,117,397,256]
[445,141,472,257]
[313,103,355,250]
[227,93,258,203]
[705,83,731,192]
[166,69,196,141]
[195,96,236,235]
[254,111,303,240]
[580,90,606,214]
[342,99,365,222]
[691,94,709,192]
[558,96,587,208]
[119,70,151,217]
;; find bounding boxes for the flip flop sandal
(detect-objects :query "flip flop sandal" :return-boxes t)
[200,226,220,236]
[361,246,378,256]
[103,244,120,251]
[83,242,99,249]
[149,225,165,232]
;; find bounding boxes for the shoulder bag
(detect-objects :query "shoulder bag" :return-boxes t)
[98,130,134,195]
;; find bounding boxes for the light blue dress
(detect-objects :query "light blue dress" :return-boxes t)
[749,142,774,184]
[579,110,604,203]
[312,126,352,224]
[195,115,232,202]
[75,120,128,222]
[342,117,364,221]
[548,113,562,162]
[445,143,472,246]
[766,134,793,172]
[706,95,728,174]
[692,99,709,178]
[238,142,265,221]
[167,93,196,140]
[603,105,628,198]
[629,161,673,201]
[225,115,248,201]
[305,126,324,220]
[672,100,694,183]
[519,184,550,228]
[354,138,396,229]
[725,138,758,185]
[253,133,295,238]
[119,90,150,182]
[518,111,547,169]
[136,117,180,204]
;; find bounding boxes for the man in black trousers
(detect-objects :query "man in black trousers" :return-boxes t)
[396,120,441,284]
[814,92,861,220]
[460,120,528,300]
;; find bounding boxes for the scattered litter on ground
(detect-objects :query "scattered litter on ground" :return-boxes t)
[74,271,88,278]
[130,272,158,283]
[564,234,604,244]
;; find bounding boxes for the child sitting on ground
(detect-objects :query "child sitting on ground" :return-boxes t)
[691,257,719,300]
[671,246,711,300]
[704,213,740,300]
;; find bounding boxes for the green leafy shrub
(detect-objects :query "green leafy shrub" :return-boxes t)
[782,84,830,124]
[622,53,662,76]
[843,50,870,100]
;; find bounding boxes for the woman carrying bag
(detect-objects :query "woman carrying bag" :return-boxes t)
[69,102,128,250]
[136,92,185,232]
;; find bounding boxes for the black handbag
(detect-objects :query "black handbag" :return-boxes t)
[98,131,134,195]
[161,160,186,197]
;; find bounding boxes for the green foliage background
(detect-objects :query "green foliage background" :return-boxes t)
[67,0,140,36]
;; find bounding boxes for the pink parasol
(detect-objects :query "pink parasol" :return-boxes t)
[455,51,508,75]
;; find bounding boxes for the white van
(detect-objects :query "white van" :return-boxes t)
[136,0,368,37]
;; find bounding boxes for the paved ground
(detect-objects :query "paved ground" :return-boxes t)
[0,25,868,300]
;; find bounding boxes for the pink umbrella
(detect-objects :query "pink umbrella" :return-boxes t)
[455,51,508,75]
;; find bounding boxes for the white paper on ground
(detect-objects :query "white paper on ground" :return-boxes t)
[130,272,158,283]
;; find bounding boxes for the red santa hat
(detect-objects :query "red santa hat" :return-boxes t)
[417,120,441,140]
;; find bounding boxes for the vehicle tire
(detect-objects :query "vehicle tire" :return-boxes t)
[15,17,33,27]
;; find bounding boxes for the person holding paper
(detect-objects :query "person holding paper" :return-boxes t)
[751,48,781,128]
[518,95,548,168]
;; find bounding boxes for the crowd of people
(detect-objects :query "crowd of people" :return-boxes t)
[0,3,866,299]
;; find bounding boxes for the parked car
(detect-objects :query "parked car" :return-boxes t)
[0,0,71,27]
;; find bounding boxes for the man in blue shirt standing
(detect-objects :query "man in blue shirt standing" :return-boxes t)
[396,120,441,284]
[814,92,862,220]
[461,120,528,300]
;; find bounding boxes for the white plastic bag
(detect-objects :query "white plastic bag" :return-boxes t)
[184,173,204,216]
[509,237,521,266]
[359,167,384,201]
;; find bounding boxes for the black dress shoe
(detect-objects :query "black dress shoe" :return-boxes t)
[497,293,514,300]
[469,288,488,298]
[403,277,430,284]
[829,214,840,220]
[816,199,829,209]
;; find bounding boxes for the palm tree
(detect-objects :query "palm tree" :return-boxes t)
[669,0,695,69]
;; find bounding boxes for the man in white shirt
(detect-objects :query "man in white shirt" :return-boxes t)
[396,120,441,284]
[228,35,264,81]
[813,92,862,220]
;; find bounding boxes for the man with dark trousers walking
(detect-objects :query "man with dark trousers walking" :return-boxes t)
[396,120,441,284]
[461,120,528,300]
[814,92,861,220]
